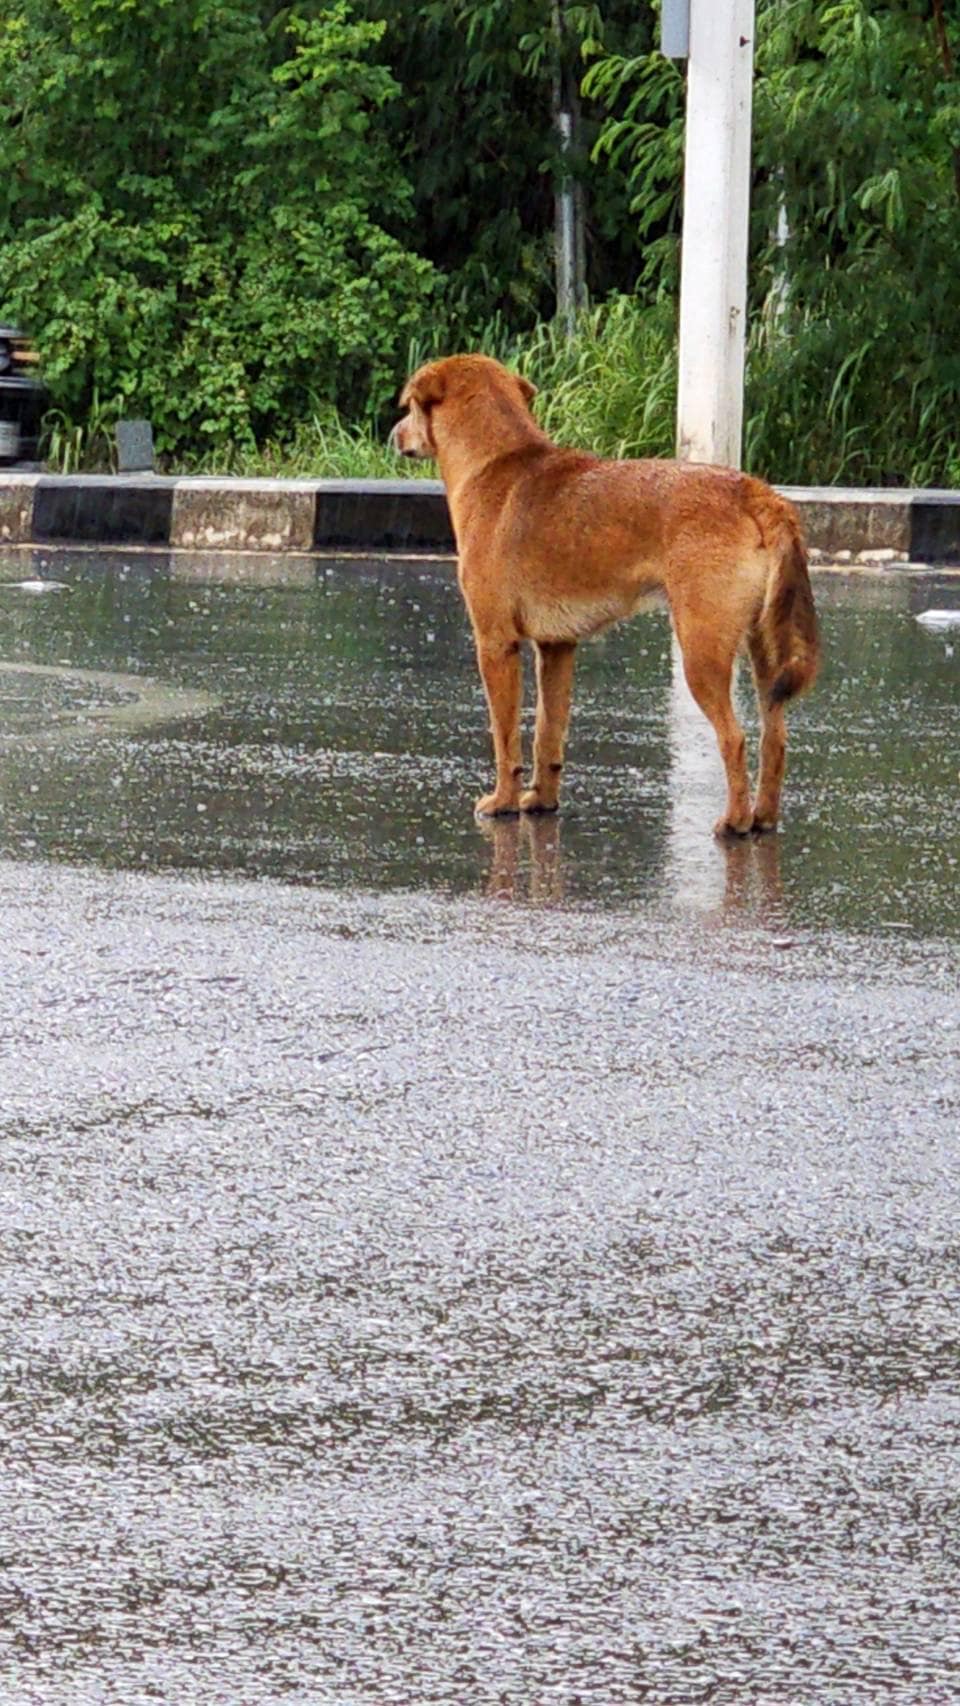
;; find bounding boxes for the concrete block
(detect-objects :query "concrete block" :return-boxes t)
[172,479,316,552]
[116,419,155,473]
[782,488,912,557]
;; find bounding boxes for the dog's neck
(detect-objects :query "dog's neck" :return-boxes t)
[433,394,550,508]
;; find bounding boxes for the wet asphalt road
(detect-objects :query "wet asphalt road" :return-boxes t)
[1,551,959,1704]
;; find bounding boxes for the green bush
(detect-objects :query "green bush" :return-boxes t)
[0,0,438,459]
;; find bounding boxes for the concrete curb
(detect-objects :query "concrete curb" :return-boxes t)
[1,471,959,563]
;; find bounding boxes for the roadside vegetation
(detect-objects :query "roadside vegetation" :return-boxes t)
[1,1,958,487]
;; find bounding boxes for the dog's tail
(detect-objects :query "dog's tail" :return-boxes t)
[753,498,820,708]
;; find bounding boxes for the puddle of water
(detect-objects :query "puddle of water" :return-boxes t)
[0,659,215,735]
[0,552,958,937]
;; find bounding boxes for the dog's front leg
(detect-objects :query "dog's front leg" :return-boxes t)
[521,640,576,813]
[474,639,523,816]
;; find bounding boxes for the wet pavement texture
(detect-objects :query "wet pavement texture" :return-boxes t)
[1,551,959,1704]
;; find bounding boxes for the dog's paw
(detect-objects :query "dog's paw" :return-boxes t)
[519,788,559,815]
[750,813,778,835]
[713,813,753,839]
[475,792,520,818]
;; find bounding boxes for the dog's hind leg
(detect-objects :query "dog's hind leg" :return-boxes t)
[747,630,787,832]
[474,639,524,816]
[521,640,577,813]
[672,604,752,837]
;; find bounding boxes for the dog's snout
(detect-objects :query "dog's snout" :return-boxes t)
[389,417,411,457]
[390,414,421,458]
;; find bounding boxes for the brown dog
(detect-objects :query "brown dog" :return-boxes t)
[392,354,818,835]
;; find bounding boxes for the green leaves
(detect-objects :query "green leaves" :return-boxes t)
[0,0,437,457]
[856,168,906,231]
[583,0,960,485]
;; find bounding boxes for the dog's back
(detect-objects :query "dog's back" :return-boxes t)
[477,450,818,700]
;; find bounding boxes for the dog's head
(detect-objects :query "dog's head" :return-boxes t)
[390,355,537,459]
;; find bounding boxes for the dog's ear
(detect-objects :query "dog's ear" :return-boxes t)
[516,374,537,407]
[400,367,446,411]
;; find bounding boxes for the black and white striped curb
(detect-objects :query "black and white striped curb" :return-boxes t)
[1,472,959,563]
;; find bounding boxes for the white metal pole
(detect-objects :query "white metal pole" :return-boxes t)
[675,0,755,467]
[556,109,577,336]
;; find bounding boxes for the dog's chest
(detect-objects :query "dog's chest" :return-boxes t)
[521,584,665,644]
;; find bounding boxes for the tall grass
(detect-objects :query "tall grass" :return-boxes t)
[745,309,960,489]
[508,296,676,460]
[42,391,116,474]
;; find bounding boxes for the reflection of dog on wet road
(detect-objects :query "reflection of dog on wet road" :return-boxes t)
[479,815,565,905]
[478,812,785,917]
[392,354,819,836]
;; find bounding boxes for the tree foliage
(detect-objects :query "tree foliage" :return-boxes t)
[747,0,960,483]
[584,0,960,484]
[0,0,437,453]
[353,0,656,332]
